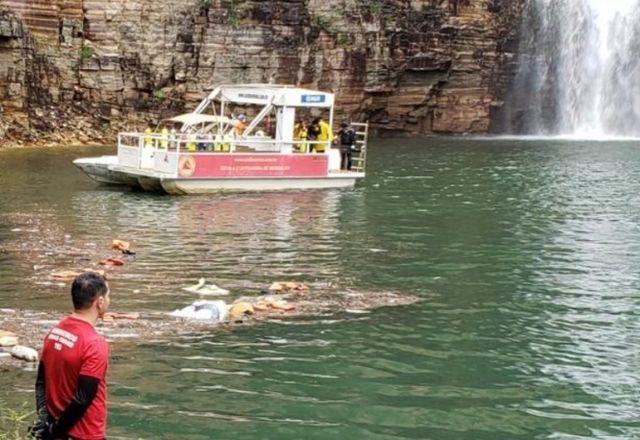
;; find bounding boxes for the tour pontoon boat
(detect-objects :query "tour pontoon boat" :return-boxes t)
[73,84,368,194]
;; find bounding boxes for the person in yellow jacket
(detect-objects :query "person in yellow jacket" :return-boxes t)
[159,127,169,149]
[233,114,247,136]
[222,133,232,152]
[214,133,223,152]
[143,127,153,148]
[186,133,197,152]
[293,120,308,153]
[313,117,330,153]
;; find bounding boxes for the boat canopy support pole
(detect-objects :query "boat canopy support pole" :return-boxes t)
[220,99,226,135]
[193,87,221,115]
[241,96,276,138]
[328,103,334,154]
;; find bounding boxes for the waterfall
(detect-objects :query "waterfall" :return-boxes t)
[505,0,640,138]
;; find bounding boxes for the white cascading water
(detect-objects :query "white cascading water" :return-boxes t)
[507,0,640,138]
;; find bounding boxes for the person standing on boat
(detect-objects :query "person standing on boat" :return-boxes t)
[266,115,275,137]
[196,133,207,151]
[169,128,177,149]
[160,127,169,149]
[233,114,247,137]
[293,119,304,139]
[337,122,357,170]
[293,119,309,153]
[310,117,329,153]
[143,127,153,148]
[30,271,111,440]
[316,117,331,153]
[307,119,320,145]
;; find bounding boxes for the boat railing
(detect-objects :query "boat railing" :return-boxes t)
[117,124,368,176]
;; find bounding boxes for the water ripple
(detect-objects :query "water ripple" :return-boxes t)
[3,140,640,439]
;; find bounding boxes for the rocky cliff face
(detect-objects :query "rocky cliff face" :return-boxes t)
[0,0,523,146]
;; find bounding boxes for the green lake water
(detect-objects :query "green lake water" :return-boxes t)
[1,138,640,439]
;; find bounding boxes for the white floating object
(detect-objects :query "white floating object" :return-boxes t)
[170,300,228,323]
[196,284,230,296]
[182,278,206,293]
[182,278,230,296]
[345,309,370,315]
[11,345,39,362]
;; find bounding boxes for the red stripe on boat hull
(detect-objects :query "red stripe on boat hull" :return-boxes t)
[187,154,328,178]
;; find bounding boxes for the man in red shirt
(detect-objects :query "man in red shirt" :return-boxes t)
[30,271,111,440]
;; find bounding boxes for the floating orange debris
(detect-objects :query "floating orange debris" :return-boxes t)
[269,300,295,311]
[111,239,130,252]
[228,302,255,320]
[255,298,296,312]
[99,258,125,266]
[253,302,270,312]
[268,281,309,293]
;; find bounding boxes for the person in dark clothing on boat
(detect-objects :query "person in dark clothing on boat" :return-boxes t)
[337,121,357,170]
[196,133,208,151]
[307,118,320,142]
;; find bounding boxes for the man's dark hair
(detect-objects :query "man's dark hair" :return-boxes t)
[71,272,108,310]
[312,118,320,125]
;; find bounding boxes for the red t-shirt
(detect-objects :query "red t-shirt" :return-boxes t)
[41,316,109,440]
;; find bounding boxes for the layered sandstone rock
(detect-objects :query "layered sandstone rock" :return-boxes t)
[0,0,523,145]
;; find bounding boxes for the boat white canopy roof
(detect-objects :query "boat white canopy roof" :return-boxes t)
[213,84,335,108]
[165,114,230,126]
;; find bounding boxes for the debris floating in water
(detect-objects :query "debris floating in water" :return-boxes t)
[51,268,106,281]
[102,312,140,322]
[0,331,19,347]
[10,345,38,362]
[111,239,130,251]
[268,281,309,294]
[111,239,136,255]
[182,278,230,296]
[183,278,206,292]
[228,302,255,320]
[255,298,295,312]
[170,300,229,323]
[51,270,83,280]
[99,258,125,267]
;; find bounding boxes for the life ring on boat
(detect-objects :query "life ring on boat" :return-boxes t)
[178,156,196,177]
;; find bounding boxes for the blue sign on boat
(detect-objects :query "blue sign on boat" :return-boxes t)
[301,94,326,104]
